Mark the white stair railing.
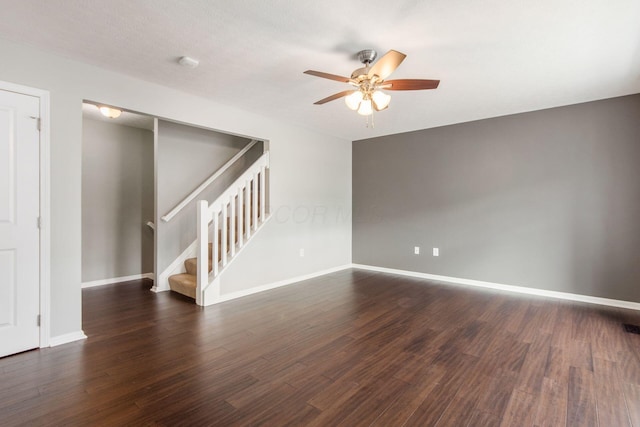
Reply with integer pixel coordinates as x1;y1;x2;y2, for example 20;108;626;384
162;139;258;222
196;152;269;305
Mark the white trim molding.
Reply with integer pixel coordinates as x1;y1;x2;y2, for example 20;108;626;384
82;273;154;288
215;264;353;304
39;88;51;348
352;264;640;311
49;330;87;347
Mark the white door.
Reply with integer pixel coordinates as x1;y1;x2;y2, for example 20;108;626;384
0;89;40;358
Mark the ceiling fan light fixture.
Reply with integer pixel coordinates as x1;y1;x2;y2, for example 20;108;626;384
345;91;363;110
357;98;373;116
98;106;122;119
372;90;391;110
304;48;440;124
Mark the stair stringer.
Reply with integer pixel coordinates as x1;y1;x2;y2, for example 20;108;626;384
200;214;272;306
154;240;197;292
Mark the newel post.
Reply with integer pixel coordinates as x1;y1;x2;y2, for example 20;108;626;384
196;200;209;306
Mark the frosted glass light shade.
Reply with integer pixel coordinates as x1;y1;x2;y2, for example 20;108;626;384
357;99;373;116
345;91;363;110
99;106;122;119
372;90;391;110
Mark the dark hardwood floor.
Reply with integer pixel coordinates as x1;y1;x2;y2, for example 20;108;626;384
2;269;640;426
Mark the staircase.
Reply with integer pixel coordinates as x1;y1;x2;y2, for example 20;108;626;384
167;243;212;299
167;151;269;305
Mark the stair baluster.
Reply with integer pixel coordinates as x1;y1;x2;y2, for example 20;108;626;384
252;173;258;232
212;211;219;277
260;168;266;220
170;152;269;305
230;194;236;258
237;188;244;248
221;202;228;267
245;181;251;240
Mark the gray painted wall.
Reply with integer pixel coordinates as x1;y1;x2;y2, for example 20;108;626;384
353;94;640;302
156;120;261;275
82;118;154;282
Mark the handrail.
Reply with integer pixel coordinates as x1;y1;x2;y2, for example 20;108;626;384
207;152;269;215
196;150;270;305
161;139;259;222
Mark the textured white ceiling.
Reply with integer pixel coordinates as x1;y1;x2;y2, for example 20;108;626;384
1;0;639;140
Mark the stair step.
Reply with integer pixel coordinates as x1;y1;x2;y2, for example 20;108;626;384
184;257;212;275
168;273;196;299
172;198;265;302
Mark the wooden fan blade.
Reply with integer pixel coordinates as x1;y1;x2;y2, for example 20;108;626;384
383;79;440;90
368;50;406;80
304;70;352;83
313;90;355;105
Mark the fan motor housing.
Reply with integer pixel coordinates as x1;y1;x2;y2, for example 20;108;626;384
352;49;379;80
357;49;377;65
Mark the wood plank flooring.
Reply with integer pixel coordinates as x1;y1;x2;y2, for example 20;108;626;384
2;268;640;426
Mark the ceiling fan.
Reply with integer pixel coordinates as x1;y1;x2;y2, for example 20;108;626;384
304;49;439;116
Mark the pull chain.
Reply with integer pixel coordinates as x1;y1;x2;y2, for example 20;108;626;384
366;110;375;128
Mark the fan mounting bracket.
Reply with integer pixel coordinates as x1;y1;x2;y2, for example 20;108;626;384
357;49;377;65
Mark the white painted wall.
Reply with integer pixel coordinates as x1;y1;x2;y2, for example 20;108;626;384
0;37;352;341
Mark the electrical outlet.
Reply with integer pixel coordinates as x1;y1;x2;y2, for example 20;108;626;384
433;248;439;256
299;248;305;257
414;246;420;255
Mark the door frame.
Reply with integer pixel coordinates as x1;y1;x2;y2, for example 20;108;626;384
0;80;51;348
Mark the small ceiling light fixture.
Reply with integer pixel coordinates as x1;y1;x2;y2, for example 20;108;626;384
357;97;373;116
371;90;391;111
98;106;122;119
178;56;199;69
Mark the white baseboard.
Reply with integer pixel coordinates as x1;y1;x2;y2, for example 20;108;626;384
82;273;154;289
352;264;640;311
215;264;353;304
49;330;87;347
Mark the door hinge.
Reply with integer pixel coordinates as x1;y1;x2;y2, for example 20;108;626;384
37;314;41;326
30;116;41;131
37;216;41;229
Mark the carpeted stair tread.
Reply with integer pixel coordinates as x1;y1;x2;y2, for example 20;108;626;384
168;273;197;299
185;257;212;275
